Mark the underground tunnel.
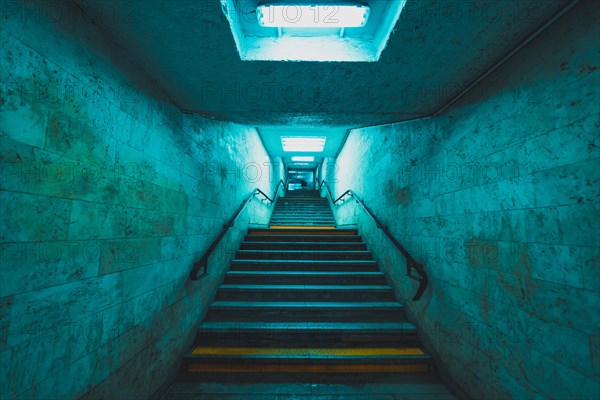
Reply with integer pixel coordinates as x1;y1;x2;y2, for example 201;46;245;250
0;0;599;399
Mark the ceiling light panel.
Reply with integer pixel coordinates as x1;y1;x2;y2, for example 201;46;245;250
281;137;326;152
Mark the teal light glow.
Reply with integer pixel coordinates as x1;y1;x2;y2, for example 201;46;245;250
291;156;315;162
257;4;370;28
282;137;326;152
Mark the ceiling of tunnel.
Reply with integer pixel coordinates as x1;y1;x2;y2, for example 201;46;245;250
75;0;569;131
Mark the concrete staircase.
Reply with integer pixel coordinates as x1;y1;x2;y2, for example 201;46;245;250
164;191;455;399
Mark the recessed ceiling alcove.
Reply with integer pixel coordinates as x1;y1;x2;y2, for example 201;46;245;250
220;0;408;61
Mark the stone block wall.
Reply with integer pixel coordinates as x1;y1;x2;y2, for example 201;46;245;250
324;2;599;398
0;1;282;398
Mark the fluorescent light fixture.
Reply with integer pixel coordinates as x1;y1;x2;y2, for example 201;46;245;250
281;136;326;152
257;3;370;28
291;156;315;162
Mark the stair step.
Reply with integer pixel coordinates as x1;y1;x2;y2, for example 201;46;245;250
273;209;331;211
273;208;331;210
270;217;334;219
165;376;456;397
183;347;432;373
210;301;404;310
271;214;335;217
206;301;405;322
271;214;332;217
270;214;334;217
197;321;419;347
274;202;329;204
244;234;362;242
230;259;380;272
273;207;331;210
200;321;414;331
272;211;331;213
186;363;430;374
274;207;330;210
278;200;327;202
224;271;386;285
272;208;331;211
267;224;336;227
218;284;392;290
280;195;324;197
216;284;395;301
272;210;331;212
268;225;338;229
240;242;367;251
189;346;426;359
274;204;330;206
271;219;335;224
268;224;337;227
267;212;331;217
279;199;326;201
271;209;333;219
249;228;357;235
271;212;332;214
235;250;373;261
269;221;336;225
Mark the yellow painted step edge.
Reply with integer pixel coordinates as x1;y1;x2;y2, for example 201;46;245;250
188;363;429;373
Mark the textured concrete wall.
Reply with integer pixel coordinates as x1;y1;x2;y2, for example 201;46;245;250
325;2;599;399
0;2;281;398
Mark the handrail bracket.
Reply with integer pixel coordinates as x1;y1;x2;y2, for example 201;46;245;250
191;257;208;280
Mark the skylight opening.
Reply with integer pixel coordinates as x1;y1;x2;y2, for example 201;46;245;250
221;0;408;62
282;137;326;152
257;4;370;28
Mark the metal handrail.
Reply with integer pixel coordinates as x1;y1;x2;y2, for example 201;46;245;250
189;179;288;280
318;180;428;301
